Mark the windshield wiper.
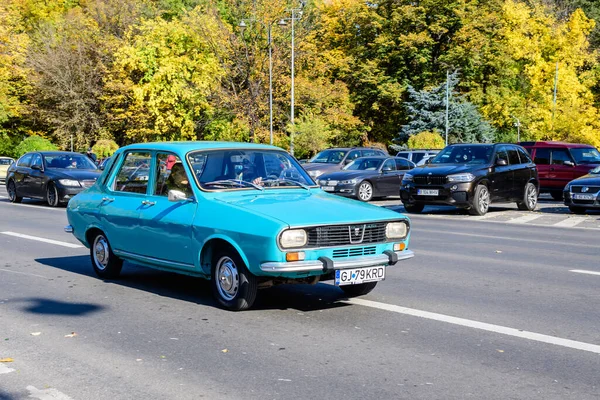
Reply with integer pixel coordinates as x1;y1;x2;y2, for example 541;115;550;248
262;178;310;190
203;179;264;191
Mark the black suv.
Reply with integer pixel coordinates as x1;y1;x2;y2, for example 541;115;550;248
302;147;388;180
399;143;539;215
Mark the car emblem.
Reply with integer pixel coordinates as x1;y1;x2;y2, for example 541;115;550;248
349;225;365;244
582;186;589;193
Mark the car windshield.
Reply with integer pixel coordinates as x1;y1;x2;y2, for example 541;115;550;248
571;148;600;164
45;154;97;169
0;158;13;165
188;149;315;190
430;145;493;165
310;149;347;164
344;158;383;171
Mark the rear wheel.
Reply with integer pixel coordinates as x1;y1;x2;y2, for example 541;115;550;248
340;282;378;297
46;182;59;207
357;181;373;202
469;184;490;216
7;180;22;203
517;182;538;211
403;202;424;213
550;191;563;201
569;206;587;214
90;232;123;279
211;249;257;311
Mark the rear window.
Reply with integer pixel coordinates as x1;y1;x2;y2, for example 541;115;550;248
507;147;520;165
533;148;549;165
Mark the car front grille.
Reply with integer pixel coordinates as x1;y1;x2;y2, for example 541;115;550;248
414;176;447;185
305;222;389;248
571;186;600;193
332;246;377;258
81;180;96;188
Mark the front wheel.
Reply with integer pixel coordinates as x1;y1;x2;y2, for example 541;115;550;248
46;182;60;207
90;232;123;279
356;181;373;202
7;180;22;203
469;184;490;216
569;206;587;214
211;249;258;311
403;202;425;213
340;282;378;297
517;183;538;211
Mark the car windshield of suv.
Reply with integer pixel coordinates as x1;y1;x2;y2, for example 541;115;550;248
430;145;493;165
45;154;97;169
310;149;347;164
0;158;13;165
344;158;383;171
571;148;600;164
188;149;315;190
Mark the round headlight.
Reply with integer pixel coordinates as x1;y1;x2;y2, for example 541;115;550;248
279;229;307;248
386;221;408;239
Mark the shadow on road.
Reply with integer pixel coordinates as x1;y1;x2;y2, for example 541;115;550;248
34;255;350;312
0;389;22;400
20;298;104;316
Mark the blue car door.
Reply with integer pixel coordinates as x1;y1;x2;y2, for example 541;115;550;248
135;152;196;269
99;151;152;256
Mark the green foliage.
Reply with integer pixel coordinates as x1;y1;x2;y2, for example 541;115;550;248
0;133;21;157
407;131;445;150
92;139;119;158
14;136;57;156
291;115;333;160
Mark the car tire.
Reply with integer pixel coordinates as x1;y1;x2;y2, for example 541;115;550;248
357;181;374;202
569;206;587;214
403;202;425;213
469;184;490;216
46;182;60;207
7;180;22;203
550;191;563;201
211;248;258;311
340;282;378;297
90;232;123;279
517;182;538;211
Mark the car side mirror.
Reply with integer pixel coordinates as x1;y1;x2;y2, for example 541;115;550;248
424;159;431;165
564;160;574;167
168;190;193;202
382;167;392;173
31;164;43;171
343;159;352;165
496;159;508;166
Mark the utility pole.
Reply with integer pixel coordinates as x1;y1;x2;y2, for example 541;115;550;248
552;61;558;134
511;115;521;142
445;70;449;147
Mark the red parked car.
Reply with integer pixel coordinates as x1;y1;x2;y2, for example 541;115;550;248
519;141;600;200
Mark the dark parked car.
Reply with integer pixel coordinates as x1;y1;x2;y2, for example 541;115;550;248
318;156;415;201
400;143;539;215
5;151;101;207
563;166;600;214
302;147;388;180
519;141;600;200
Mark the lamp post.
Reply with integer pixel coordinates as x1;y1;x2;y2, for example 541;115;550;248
511;115;521;142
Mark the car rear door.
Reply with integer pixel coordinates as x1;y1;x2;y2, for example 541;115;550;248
507;146;527;198
377;159;401;195
490;146;512;201
28;153;46;199
532;148;550;190
548;148;576;190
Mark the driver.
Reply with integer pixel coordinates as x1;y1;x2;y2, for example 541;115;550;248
232;155;263;186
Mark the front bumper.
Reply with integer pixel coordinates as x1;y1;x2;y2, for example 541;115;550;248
260;250;414;273
400;181;476;207
563;191;600;208
56;185;86;203
320;182;358;197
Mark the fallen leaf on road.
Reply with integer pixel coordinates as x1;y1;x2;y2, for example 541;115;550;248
64;332;77;338
221;349;228;353
495;250;503;253
0;358;14;363
497;349;504;353
30;332;41;336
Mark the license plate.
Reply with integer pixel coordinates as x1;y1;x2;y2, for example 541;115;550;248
417;189;439;196
335;266;385;286
573;193;595;200
322;186;335;192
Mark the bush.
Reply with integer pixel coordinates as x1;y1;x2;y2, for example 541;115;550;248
14;136;57;156
92;139;119;158
407;131;445;150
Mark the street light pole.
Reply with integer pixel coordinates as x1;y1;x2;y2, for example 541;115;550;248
511;115;521;142
290;9;295;156
268;24;273;145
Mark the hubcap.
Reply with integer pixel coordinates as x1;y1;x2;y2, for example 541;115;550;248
216;256;239;301
93;236;109;271
527;186;537;208
479;187;489;213
358;183;372;201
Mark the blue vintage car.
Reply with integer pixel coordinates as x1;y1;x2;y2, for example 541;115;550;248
65;142;414;310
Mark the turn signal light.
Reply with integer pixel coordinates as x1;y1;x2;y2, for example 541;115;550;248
393;243;406;251
286;252;305;262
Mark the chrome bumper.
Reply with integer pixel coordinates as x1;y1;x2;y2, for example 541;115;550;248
64;225;73;233
260;250;414;273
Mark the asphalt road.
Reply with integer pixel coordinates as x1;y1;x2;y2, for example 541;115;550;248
1;186;599;400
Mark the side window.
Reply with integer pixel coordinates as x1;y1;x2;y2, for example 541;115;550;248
496;146;509;164
113;152;151;194
397;152;409;160
382;159;396;171
412;152;425;164
395;158;414;171
346;150;361;162
533;148;549;165
154;153;192;197
507;147;520;165
31;154;43;169
517;147;532;164
362;150;377;157
550;149;572;165
17;154;33;167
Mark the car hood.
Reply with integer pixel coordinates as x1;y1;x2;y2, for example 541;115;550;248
409;164;483;176
47;169;102;180
215;190;404;227
570;174;600;185
318;170;379;181
302;163;341;172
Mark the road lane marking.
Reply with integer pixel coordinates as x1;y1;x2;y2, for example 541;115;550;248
0;268;48;279
468;212;508;220
570;269;600;276
345;298;600;354
507;214;543;224
0;363;15;374
0;232;83;248
0;200;65;211
552;217;587;228
26;386;74;400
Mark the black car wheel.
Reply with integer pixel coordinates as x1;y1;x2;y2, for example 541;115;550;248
403;202;424;213
550;191;563;201
517;183;538;211
357;181;373;202
469;184;490;216
340;282;378;297
46;183;60;207
90;232;123;279
569;206;587;214
7;180;22;203
211;248;257;311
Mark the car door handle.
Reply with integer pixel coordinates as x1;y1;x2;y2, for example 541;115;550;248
101;197;114;203
141;200;156;206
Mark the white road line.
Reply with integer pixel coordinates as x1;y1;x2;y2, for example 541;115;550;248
570;269;600;276
507;214;543;224
0;268;48;279
26;386;74;400
0;232;83;248
552;217;587;228
345;298;600;354
0;200;64;211
0;363;15;374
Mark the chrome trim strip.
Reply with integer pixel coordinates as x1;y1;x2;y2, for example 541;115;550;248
64;225;73;233
113;249;195;269
260;250;414;273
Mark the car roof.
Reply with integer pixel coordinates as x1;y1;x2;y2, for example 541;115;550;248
28;151;83;156
119;141;280;153
518;141;594;148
